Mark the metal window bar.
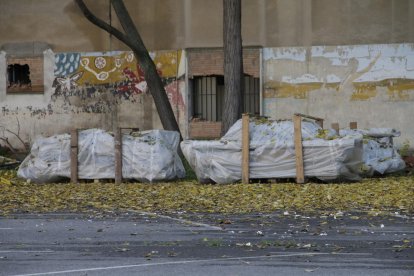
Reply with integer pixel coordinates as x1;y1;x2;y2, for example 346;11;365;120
217;81;224;121
193;75;260;121
243;76;260;115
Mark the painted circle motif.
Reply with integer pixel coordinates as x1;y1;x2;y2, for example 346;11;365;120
94;57;107;69
80;58;89;67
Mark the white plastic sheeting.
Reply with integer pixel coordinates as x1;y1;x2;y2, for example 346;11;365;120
181;119;405;184
181;120;364;184
18;129;185;183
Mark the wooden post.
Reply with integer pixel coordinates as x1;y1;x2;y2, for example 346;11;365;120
114;127;123;184
331;123;339;135
293;114;305;184
350;122;358;129
241;113;250;184
316;119;324;128
70;129;78;184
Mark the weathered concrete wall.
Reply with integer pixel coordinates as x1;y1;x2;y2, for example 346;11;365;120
0;49;187;150
2;43;414;150
1;0;413;52
263;43;414;147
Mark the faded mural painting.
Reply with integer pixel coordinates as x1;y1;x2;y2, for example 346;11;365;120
0;49;186;150
52;50;185;113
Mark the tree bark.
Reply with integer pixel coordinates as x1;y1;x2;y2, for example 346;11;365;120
222;0;243;136
74;0;181;137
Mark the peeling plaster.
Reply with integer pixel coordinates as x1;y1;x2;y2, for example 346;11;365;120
264;43;414;101
263;43;414;148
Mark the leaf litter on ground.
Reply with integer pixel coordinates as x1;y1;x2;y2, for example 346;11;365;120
0;169;413;216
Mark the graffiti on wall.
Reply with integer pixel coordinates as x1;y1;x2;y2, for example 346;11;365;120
52;50;185;113
263;44;414;101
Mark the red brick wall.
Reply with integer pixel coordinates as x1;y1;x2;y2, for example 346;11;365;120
188;48;260;78
187;48;259;139
189;121;222;139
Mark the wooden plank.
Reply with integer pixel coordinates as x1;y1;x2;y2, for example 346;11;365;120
331;123;339;135
70;129;78;184
293;114;305;184
350;121;358;129
114;127;123;184
241;113;250;184
294;113;324;122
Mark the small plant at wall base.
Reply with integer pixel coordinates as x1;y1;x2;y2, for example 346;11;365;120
399;140;414;171
399;140;411;157
0;118;30;156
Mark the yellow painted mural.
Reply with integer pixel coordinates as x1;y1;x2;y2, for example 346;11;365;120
53;50;184;106
71;50;182;85
351;79;414;101
264;82;339;99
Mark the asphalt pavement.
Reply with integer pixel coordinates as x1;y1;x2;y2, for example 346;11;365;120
0;211;413;276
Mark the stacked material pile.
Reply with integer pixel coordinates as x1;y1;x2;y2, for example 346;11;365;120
181;118;405;184
18;129;185;183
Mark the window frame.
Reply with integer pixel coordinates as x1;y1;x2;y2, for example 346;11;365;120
192;75;260;122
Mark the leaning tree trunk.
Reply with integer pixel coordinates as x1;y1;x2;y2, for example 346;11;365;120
222;0;244;136
75;0;181;137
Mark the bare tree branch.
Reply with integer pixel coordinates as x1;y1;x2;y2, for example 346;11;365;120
74;0;135;50
74;0;183;156
0;118;29;153
110;0;151;58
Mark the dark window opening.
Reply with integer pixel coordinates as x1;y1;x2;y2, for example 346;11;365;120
192;75;260;122
7;64;31;89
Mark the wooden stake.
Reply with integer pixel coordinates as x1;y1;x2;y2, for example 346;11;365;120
293;114;305;184
70;129;78;184
241;114;250;184
350;122;358;129
316;119;324;128
331;123;339;135
114;127;123;184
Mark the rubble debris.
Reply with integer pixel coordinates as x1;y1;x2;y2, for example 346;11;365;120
0;156;20;169
17;129;185;183
339;128;406;176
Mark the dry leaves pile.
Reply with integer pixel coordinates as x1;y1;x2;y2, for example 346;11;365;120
0;169;413;215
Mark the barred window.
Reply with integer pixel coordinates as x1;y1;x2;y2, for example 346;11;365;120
192;75;260;122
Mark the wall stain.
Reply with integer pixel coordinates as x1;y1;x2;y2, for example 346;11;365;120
26;106;48;119
351;83;378;100
264;82;339;99
351;79;414;101
386;79;414;101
